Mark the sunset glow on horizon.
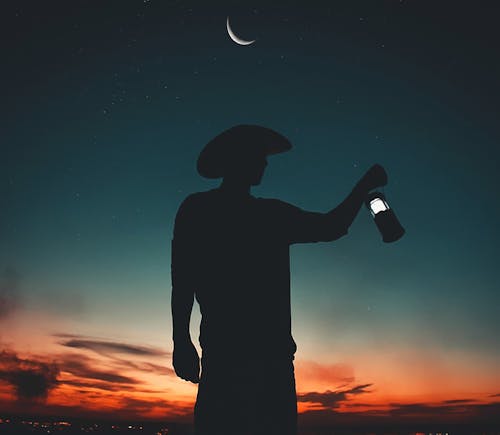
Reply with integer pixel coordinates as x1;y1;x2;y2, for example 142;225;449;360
1;317;499;424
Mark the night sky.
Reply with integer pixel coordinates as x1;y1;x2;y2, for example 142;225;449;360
1;0;499;429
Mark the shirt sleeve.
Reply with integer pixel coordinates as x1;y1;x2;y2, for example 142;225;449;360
171;194;199;290
271;199;349;245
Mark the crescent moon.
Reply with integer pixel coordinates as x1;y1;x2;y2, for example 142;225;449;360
226;17;256;46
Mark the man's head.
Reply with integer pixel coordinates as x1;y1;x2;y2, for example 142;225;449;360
197;125;291;182
222;151;268;186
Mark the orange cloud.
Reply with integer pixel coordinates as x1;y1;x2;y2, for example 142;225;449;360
294;359;355;392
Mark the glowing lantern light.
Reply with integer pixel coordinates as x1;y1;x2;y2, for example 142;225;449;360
365;191;405;243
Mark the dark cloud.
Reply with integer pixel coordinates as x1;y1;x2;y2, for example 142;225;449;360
0;267;21;320
55;333;174;378
443;398;476;404
297;384;372;409
59;353;139;384
0;344;183;419
342;402;380;408
62;378;139;392
387;401;500;422
348;384;372;395
389;399;500;421
0;348;166;398
299;401;500;426
298;391;346;409
389;401;476;418
0;350;59;401
55;334;169;357
61;378;162;394
6;369;58;401
388;402;455;417
111;358;175;376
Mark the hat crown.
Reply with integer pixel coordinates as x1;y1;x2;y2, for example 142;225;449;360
197;124;292;179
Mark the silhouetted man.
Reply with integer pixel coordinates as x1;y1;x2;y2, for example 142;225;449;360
171;125;387;435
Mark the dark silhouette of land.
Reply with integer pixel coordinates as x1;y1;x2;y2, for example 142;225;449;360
2;412;500;435
171;125;388;435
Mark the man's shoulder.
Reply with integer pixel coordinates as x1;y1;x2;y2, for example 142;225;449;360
177;189;221;215
255;196;302;213
178;191;303;216
178;189;218;209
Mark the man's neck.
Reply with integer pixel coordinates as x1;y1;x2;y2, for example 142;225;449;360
219;179;251;197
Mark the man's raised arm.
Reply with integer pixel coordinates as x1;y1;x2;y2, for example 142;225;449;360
283;164;388;244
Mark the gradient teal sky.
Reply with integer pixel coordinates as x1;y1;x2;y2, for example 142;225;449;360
1;0;499;423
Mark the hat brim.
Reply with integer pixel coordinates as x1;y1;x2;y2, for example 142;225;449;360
197;124;292;179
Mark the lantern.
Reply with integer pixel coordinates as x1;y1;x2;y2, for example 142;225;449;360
365;191;405;243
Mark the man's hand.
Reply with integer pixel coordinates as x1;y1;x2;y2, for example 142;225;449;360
358;164;388;192
173;339;200;383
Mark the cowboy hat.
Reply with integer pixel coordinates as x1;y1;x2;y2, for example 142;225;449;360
197;124;292;179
